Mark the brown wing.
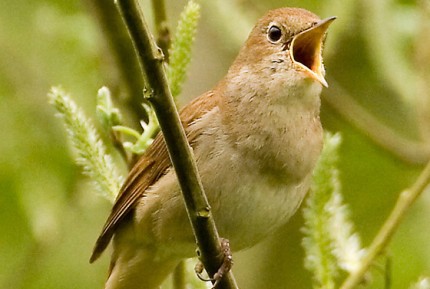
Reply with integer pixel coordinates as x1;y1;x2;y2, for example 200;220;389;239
90;90;219;263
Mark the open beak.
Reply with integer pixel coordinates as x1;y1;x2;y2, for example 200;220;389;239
290;16;336;87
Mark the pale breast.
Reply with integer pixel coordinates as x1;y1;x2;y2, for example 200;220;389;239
138;94;322;257
188;106;317;250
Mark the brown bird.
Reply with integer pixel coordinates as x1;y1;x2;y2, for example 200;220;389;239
91;7;335;289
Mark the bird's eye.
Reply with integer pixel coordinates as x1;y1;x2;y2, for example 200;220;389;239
267;25;282;43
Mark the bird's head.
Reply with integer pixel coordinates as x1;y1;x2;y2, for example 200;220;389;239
230;8;336;88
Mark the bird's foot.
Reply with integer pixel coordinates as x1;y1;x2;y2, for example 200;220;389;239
194;238;233;288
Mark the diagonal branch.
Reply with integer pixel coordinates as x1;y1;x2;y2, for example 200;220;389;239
113;0;238;288
339;158;430;289
323;82;430;165
151;0;171;61
86;0;147;122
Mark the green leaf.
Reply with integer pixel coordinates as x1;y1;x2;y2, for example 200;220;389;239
303;133;341;289
48;87;123;202
96;86;122;131
167;0;200;98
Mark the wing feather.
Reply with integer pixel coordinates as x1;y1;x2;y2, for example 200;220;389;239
90;91;219;262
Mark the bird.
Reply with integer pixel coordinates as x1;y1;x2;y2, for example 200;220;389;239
90;7;335;289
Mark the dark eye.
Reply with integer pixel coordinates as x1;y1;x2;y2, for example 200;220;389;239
267;25;282;43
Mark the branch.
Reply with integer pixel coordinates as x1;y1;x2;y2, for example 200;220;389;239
415;0;430;143
323;82;430;165
361;0;417;106
114;0;238;288
339;158;430;289
151;0;171;61
87;0;147;122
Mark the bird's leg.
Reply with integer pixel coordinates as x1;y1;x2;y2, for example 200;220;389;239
194;238;233;288
212;238;233;287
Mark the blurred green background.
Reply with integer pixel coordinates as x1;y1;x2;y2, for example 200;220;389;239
0;0;429;288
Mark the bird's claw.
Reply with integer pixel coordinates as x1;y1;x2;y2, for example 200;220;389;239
194;238;233;288
195;261;210;282
212;238;233;287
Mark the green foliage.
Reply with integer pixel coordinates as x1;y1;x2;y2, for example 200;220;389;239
303;133;341;289
94;0;202;155
110;0;201;154
114;102;159;154
48;87;123;202
326;192;365;274
167;0;200;98
96;86;122;132
2;1;429;289
303;133;364;289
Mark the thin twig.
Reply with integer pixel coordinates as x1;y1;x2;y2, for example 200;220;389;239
323;82;430;165
109;130;132;168
87;0;147;122
361;0;416;106
151;0;171;61
339;159;430;289
114;0;238;288
415;0;430;143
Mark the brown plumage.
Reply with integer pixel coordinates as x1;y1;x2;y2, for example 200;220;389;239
90;91;219;263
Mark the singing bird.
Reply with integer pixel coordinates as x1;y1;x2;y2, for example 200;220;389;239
91;7;335;289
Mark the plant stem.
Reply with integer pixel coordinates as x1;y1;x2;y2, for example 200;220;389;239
87;0;147;122
339;159;430;289
114;0;238;288
361;0;416;106
151;0;171;62
323;82;430;165
110;130;132;168
415;0;430;143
